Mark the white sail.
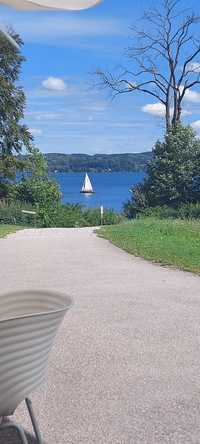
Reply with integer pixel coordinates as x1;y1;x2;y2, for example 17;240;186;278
81;173;93;193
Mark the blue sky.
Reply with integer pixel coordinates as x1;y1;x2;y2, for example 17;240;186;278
1;0;200;154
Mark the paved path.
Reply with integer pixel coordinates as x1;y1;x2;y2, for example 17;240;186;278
0;227;200;444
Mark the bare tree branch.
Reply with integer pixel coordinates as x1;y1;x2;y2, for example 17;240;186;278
96;0;200;131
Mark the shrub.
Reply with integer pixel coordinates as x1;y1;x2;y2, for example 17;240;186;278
0;200;36;226
0;200;122;228
51;205;122;228
9;177;61;207
177;203;200;219
51;204;85;228
140;203;200;220
0;183;12;200
7;177;61;228
83;208;122;227
123;199;140;219
142;206;178;219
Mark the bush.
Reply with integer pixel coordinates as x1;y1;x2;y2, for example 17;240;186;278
83;208;122;227
0;183;12;200
123;199;140;219
49;205;122;228
0;200;122;228
9;177;61;207
177;203;200;219
50;204;85;228
142;205;178;219
141;203;200;220
7;177;61;227
0;200;36;226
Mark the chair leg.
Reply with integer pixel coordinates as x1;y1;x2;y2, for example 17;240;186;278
25;398;43;444
0;421;29;444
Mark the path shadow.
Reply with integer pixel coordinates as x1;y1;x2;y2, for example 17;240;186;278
0;426;44;443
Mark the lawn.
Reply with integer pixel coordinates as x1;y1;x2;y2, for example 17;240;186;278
99;217;200;274
0;224;25;238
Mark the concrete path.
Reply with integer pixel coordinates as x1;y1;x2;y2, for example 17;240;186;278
0;227;200;444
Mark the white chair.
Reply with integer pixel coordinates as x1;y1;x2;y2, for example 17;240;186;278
0;290;72;444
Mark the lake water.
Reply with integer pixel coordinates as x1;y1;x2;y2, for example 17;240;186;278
51;172;145;212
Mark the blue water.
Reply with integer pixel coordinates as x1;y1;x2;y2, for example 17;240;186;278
51;172;145;212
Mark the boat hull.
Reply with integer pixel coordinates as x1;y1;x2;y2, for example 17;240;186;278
80;191;94;194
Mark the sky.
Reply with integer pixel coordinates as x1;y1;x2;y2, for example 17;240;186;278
1;0;200;154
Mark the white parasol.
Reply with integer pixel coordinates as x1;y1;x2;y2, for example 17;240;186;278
0;0;102;47
0;0;102;10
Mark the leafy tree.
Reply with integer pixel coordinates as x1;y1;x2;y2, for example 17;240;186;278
125;125;200;216
0;29;33;194
9;176;61;207
8;145;62;230
26;147;48;178
9;148;60;205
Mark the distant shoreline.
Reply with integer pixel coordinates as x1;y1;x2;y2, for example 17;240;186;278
45;152;152;173
51;170;146;174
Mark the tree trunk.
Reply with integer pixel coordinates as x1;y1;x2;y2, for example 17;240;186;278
177;100;182;125
165;103;171;132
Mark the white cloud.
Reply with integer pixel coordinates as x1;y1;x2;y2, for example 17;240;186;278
191;120;200;130
142;103;166;117
30;128;43;136
42;77;66;91
142;102;191;118
181;110;192;116
183;89;200;103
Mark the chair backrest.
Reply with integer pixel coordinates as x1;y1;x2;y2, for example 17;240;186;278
0;290;72;416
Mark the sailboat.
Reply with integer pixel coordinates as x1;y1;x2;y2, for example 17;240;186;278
80;173;94;194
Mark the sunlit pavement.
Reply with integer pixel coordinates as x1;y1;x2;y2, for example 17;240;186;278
0;227;200;444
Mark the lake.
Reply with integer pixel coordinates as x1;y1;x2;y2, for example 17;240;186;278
51;172;145;212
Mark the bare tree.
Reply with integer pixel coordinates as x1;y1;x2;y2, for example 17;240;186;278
96;0;200;131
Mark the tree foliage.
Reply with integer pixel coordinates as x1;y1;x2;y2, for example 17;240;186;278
9;177;61;207
124;125;200;216
0;29;33;187
9;148;60;204
26;147;48;178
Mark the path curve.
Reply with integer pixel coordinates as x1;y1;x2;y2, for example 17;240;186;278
0;227;200;444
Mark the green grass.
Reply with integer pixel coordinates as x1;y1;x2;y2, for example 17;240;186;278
99;217;200;274
0;224;25;238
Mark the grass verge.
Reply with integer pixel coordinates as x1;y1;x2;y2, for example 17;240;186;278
98;217;200;274
0;224;25;238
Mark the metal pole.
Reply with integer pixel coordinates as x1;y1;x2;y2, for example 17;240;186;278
100;205;104;226
25;398;43;444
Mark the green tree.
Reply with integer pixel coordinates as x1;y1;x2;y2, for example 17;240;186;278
125;125;200;217
10;177;61;207
9;147;61;228
0;29;33;195
26;147;48;178
9;148;61;206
